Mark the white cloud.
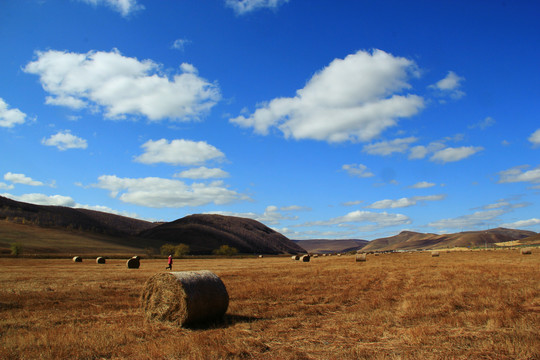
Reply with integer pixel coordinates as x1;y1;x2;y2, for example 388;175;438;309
2;193;76;206
174;167;229;179
171;38;191;51
342;164;374;178
207;205;298;225
430;146;483;163
498;165;540;185
363;137;418;156
42;130;88;151
0;182;14;190
430;71;465;99
24;49;220;121
528;129;540;147
366;195;446;209
2;192;140;218
305;210;411;228
134;139;225;166
428;209;505;230
4;172;44;186
410;181;435;189
342;200;363;206
92;175;249;207
469;116;495;130
500;218;540;229
230;49;424;143
225;0;289;15
0;98;27;128
78;0;144;17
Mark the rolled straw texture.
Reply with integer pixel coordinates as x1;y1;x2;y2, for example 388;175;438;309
127;258;140;269
141;270;229;327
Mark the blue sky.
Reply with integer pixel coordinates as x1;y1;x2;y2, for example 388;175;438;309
1;0;539;240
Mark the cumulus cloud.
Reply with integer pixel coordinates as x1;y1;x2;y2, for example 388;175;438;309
171;38;191;51
0;182;14;190
2;193;76;206
174;167;229;179
366;195;446;209
469;116;495;130
0;98;27;128
230;49;424;143
497;165;540;185
342;164;374;178
225;0;289;14
305;210;411;228
500;218;540;229
24;49;220;121
363;137;418;156
78;0;144;17
92;175;249;207
2;192;140;218
429;146;483;163
207;205;299;225
4;172;44;186
42;130;88;151
528;129;540;147
134;139;225;166
428;209;505;230
410;181;436;189
430;71;465;99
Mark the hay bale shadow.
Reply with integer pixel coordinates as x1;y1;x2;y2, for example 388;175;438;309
185;314;263;330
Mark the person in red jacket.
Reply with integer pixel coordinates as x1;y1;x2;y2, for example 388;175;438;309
166;254;173;270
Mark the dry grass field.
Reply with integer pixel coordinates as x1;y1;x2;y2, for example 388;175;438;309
0;250;539;359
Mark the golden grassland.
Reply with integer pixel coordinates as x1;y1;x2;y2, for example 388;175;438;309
0;250;539;359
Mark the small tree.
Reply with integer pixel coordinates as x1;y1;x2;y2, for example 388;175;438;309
213;244;238;256
10;243;23;257
160;243;176;256
174;243;190;257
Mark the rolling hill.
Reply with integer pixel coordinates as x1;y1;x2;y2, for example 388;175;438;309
0;196;304;255
362;228;536;251
138;214;306;255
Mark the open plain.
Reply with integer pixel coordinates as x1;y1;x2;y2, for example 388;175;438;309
0;250;538;359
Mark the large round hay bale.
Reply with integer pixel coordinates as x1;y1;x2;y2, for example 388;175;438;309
72;256;82;262
521;248;532;255
141;270;229;327
96;257;106;264
431;251;440;257
292;255;300;260
127;257;140;269
356;253;367;262
301;255;310;262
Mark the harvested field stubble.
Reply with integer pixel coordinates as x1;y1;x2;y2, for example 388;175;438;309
0;251;539;359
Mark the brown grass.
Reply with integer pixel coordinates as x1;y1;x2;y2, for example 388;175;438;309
0;251;539;359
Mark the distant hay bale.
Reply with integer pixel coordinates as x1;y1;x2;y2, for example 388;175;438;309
521;248;532;255
72;256;82;262
301;255;310;262
258;255;263;258
127;257;140;269
292;255;301;260
96;257;106;264
141;270;229;327
356;253;367;262
431;251;440;257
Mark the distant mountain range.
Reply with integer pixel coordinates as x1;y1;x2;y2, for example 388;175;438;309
0;195;537;255
292;239;369;254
